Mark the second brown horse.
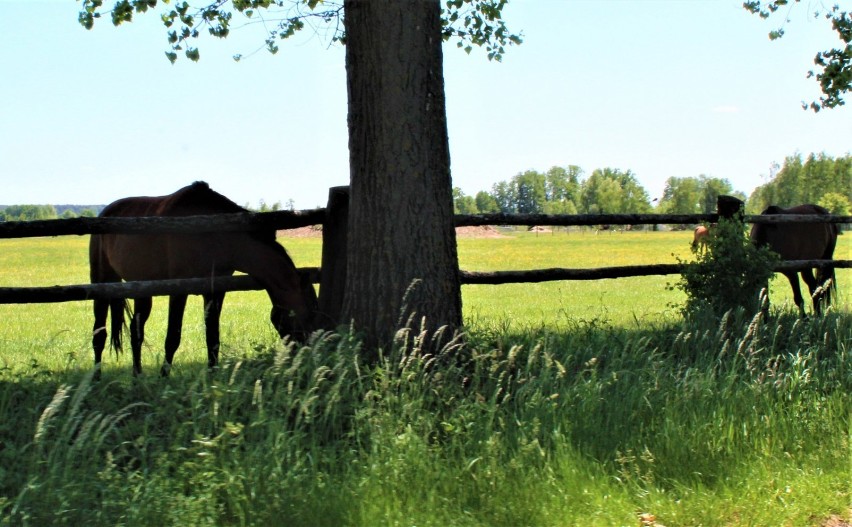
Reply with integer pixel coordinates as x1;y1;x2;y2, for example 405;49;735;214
750;204;839;315
90;181;317;376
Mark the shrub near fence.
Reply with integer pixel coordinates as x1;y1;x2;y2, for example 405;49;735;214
0;195;849;304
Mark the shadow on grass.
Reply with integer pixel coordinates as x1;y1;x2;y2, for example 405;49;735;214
462;308;851;485
1;309;849;524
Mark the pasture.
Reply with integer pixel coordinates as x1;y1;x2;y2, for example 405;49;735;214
3;229;846;373
0;230;849;526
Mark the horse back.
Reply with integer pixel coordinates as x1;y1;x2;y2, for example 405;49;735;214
158;181;247;216
98;181;244;218
94;182;244;280
92;182;260;281
751;204;838;261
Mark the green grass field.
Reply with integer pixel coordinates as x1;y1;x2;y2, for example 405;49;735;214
0;230;849;526
1;230;846;372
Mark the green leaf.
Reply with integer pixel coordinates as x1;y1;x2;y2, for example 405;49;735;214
111;0;133;26
79;12;95;30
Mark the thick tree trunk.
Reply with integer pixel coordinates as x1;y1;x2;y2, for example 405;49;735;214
341;0;462;352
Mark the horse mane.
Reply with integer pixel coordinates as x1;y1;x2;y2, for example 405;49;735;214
163;181;281;244
163;181;246;215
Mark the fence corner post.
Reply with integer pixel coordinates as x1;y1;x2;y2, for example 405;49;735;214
317;186;349;329
717;195;745;222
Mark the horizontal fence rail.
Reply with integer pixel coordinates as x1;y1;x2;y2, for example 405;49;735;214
0;269;320;304
460;260;852;285
0;209;326;239
0;261;848;304
454;213;852;227
1;211;850;239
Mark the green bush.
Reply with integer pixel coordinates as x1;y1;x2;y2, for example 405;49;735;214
674;218;779;318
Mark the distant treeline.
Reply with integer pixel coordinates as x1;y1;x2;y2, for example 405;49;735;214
746;153;851;215
455;152;851;218
0;198;294;222
4;153;848;222
0;199;297;222
0;205;104;221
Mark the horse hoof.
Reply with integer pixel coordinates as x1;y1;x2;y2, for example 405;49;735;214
160;363;172;377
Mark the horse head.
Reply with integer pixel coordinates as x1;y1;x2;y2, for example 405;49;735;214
269;272;318;342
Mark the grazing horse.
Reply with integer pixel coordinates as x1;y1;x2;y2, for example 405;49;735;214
90;181;317;376
691;225;711;253
750;204;839;315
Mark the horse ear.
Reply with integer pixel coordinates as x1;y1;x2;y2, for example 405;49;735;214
762;205;784;215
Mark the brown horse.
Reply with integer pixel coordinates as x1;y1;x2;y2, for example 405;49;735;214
750;204;839;315
90;181;317;376
691;225;711;253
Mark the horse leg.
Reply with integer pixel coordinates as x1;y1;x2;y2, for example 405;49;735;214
813;266;835;315
782;271;806;316
817;226;838;312
129;297;152;376
162;294;188;377
203;292;226;371
799;269;821;315
92;299;109;378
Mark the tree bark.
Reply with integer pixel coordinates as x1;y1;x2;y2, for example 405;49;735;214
342;0;462;351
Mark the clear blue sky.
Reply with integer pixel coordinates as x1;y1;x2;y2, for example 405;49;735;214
1;0;849;208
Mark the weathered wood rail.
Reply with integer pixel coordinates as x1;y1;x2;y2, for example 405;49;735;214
460;260;851;285
0;270;320;304
455;212;852;227
2;210;846;239
1;261;848;302
0;209;327;239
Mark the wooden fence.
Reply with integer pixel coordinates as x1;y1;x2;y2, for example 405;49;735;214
455;211;852;284
0;192;850;306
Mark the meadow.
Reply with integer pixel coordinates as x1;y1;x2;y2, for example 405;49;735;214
0;229;849;526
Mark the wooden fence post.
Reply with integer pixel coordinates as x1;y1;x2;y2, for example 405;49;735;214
717;195;745;221
317;186;349;328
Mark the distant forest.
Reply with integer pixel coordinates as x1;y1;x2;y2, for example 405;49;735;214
0;204;104;221
0;200;298;222
454;152;851;218
2;152;849;222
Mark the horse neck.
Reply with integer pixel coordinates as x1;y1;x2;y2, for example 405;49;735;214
232;236;304;311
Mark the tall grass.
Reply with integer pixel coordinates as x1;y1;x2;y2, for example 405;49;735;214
2;308;849;526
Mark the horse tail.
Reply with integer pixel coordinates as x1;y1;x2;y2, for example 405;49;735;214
109;299;128;353
90;233;128;354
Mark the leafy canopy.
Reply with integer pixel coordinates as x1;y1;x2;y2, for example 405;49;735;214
658;175;743;215
744;1;852;111
78;0;522;63
746;153;852;214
